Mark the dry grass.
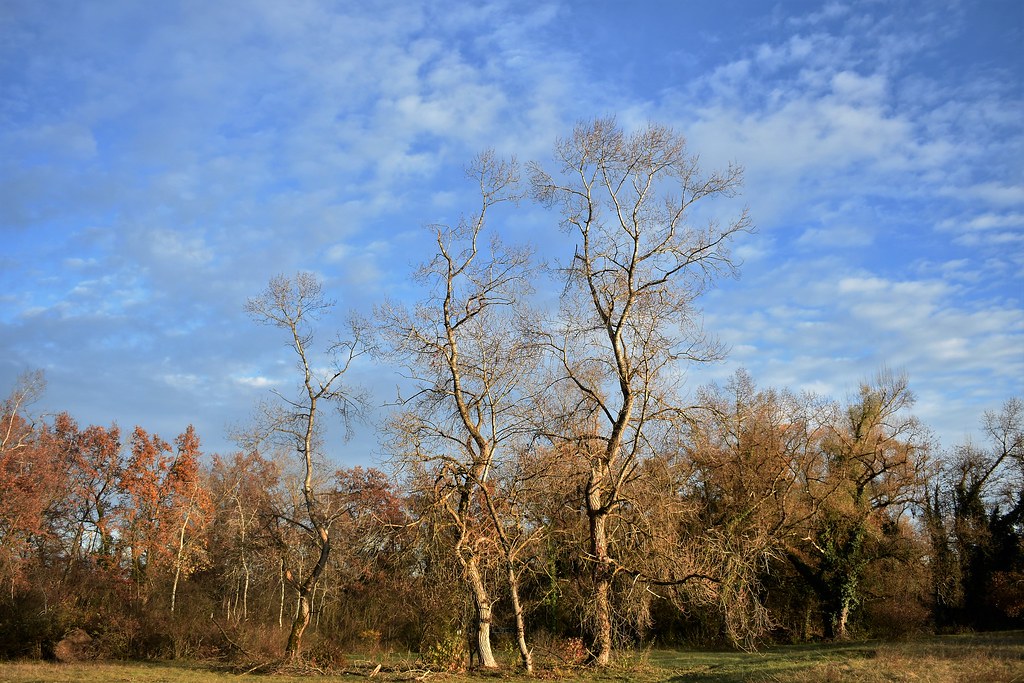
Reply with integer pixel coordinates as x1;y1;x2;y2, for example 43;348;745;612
0;631;1021;683
656;631;1024;683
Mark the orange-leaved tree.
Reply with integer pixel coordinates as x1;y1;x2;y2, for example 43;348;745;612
166;425;213;613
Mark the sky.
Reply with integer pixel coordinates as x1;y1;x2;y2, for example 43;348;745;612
1;0;1022;463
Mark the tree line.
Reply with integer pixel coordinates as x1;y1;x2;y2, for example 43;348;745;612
1;120;1021;670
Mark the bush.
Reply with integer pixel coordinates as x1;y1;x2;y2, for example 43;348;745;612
863;596;930;640
304;636;348;671
0;590;73;659
422;629;467;672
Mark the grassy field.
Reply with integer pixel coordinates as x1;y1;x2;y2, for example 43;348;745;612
1;631;1021;683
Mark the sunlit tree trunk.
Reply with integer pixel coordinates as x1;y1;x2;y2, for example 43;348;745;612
508;563;533;672
466;556;497;668
588;492;613;665
170;507;191;614
378;152;532;672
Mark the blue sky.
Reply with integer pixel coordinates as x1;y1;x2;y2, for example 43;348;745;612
2;0;1021;460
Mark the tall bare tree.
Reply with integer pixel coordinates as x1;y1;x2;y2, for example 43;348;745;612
245;272;367;662
378;151;536;670
530;118;750;664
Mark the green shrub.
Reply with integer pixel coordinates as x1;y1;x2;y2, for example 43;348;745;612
422;630;467;672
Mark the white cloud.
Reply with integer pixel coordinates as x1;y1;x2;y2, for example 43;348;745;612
234;375;275;389
937;211;1024;248
953;182;1024;206
830;71;887;103
940;212;1024;233
787;2;850;27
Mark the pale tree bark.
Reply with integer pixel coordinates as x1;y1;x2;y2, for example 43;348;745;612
279;558;286;629
245;272;367;662
508;563;532;672
379;151;536;670
170;506;190;614
476;461;540;672
237;494;251;621
531;118;750;665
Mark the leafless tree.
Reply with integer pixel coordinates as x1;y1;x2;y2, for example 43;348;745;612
378;151;538;670
530;118;751;664
245;272;368;662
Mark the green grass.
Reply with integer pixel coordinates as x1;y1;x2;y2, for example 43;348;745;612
1;631;1021;683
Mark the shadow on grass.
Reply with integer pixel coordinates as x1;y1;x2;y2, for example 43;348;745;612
653;631;1024;683
652;642;876;683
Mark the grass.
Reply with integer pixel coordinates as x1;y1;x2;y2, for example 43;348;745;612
0;631;1021;683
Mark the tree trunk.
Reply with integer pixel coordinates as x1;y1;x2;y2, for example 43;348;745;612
589;506;613;666
170;563;182;614
467;557;498;668
824;586;854;640
170;507;192;614
278;558;285;628
284;534;331;662
835;601;850;640
508;564;533;672
242;558;250;621
285;592;311;659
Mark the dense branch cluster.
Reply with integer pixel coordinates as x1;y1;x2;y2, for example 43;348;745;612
1;120;1020;670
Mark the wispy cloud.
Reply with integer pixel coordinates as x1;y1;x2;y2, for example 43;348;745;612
0;0;1019;456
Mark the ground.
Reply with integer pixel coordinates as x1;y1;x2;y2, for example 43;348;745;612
0;631;1021;683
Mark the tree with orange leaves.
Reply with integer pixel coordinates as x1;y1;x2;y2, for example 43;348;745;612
119;426;172;598
48;414;123;564
0;371;59;597
166;425;213;613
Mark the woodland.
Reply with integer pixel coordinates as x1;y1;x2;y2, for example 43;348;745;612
1;120;1022;674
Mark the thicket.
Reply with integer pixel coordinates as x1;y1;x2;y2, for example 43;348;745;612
2;373;1019;668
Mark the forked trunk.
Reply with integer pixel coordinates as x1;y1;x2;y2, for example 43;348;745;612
283;533;331;661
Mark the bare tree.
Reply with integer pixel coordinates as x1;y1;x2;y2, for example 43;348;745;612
530;118;750;664
378;151;537;670
245;272;367;662
208;450;279;624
